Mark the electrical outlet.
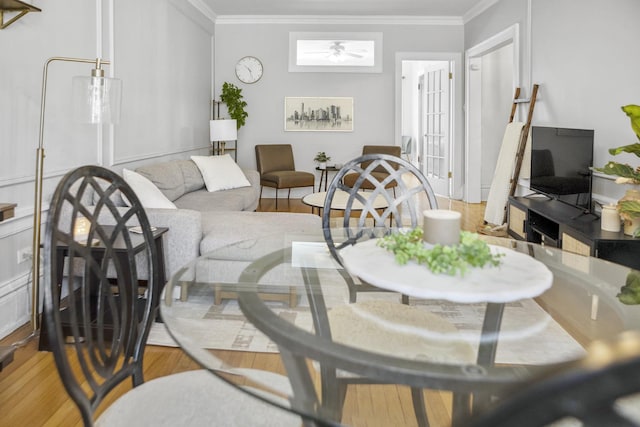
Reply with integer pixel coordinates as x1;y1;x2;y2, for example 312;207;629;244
17;247;33;264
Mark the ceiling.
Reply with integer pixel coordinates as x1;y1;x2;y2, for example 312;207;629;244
200;0;494;18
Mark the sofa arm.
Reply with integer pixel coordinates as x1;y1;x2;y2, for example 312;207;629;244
146;208;203;278
242;168;260;191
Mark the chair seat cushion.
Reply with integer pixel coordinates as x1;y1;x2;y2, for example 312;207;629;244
261;170;314;189
342;171;398;189
96;369;300;426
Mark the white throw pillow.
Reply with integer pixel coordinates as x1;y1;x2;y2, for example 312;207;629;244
190;154;251;192
122;169;177;209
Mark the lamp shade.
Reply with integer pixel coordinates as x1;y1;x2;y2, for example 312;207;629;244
210;119;237;141
72;75;122;124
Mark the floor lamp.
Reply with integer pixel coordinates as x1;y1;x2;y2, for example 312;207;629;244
210;119;237;160
31;57;122;331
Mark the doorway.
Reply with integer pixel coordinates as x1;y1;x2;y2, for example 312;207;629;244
465;24;520;203
396;52;463;199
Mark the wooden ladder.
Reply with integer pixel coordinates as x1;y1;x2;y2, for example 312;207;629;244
502;83;539;224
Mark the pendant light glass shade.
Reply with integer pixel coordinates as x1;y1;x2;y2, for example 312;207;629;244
72;73;122;124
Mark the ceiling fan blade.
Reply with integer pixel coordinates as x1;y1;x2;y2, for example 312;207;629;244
345;52;364;58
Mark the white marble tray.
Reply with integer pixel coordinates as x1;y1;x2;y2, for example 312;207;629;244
340;239;553;303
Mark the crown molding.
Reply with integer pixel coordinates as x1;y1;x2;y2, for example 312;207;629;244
214;15;463;26
463;0;501;23
187;0;217;23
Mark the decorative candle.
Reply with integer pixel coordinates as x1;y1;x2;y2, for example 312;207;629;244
423;209;461;245
601;204;621;232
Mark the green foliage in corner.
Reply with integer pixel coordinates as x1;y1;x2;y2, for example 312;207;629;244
220;82;248;129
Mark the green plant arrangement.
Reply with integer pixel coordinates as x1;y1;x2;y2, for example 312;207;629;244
376;228;503;276
313;151;331;163
593;105;640;229
220;82;248;129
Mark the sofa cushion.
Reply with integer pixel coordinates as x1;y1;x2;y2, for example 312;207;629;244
191;155;251;192
174;189;248;211
177;160;206;193
122;169;177;209
200;211;322;255
136;161;186;201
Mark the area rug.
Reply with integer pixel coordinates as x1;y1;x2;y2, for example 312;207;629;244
148;284;585;365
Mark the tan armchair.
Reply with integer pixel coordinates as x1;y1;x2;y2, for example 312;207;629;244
255;144;315;209
342;145;402;193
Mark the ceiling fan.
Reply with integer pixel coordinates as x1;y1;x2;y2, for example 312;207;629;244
304;41;366;61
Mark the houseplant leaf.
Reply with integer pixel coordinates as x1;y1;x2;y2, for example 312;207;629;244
593;161;639;180
608;143;640;157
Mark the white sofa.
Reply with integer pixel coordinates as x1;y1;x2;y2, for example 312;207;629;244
131;159;321;301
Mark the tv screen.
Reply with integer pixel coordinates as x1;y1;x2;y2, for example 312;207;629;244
530;126;594;210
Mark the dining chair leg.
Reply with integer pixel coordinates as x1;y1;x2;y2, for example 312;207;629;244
411;388;430;427
451;392;472;427
275;188;279;209
288;188;292;200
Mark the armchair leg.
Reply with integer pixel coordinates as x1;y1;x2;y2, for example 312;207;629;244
275;188;278;210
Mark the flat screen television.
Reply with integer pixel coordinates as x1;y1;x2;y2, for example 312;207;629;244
529;126;594;211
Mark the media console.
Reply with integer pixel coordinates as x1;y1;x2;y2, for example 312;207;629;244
508;196;640;270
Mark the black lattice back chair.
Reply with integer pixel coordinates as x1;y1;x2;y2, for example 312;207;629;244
322;153;438;303
43;166;159;424
318;154;454;426
43;166;301;426
468;331;640;427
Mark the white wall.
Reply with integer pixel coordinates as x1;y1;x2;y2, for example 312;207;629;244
0;0;213;339
530;0;640;204
480;43;514;200
467;0;640;205
213;21;464;197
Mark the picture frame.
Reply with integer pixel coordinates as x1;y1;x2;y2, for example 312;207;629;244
284;97;354;132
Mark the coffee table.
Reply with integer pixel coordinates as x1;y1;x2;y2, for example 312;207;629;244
160;229;640;426
301;189;389;216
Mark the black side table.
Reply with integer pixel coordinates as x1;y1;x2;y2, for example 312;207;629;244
38;226;168;351
316;166;340;191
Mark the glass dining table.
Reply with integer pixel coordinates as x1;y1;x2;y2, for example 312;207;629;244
159;228;640;427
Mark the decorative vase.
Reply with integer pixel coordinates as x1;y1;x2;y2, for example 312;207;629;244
318;162;327;170
619;189;640;236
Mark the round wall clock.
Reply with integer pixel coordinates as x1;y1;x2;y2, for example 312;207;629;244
235;56;263;84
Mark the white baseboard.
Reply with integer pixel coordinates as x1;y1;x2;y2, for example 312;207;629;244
0;273;31;339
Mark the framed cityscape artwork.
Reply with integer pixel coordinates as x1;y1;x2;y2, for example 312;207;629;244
284;97;354;132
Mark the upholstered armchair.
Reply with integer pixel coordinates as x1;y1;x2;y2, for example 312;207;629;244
342;145;402;193
255;144;315;209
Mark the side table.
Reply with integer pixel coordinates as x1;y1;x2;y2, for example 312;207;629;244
316;166;340;191
38;226;168;351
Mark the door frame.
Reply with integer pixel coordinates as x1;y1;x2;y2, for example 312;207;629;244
464;24;520;202
395;52;463;199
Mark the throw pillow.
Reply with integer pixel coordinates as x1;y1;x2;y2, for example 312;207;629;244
122;168;177;209
190;154;251;192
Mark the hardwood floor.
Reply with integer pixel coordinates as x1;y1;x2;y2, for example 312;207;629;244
0;197;486;427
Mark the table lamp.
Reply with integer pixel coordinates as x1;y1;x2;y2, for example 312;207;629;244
209;119;237;158
31;57;121;331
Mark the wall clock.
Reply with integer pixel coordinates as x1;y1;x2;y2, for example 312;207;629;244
235;56;263;84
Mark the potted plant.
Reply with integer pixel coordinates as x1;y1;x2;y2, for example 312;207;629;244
314;151;331;169
220;82;248;129
594;104;640;236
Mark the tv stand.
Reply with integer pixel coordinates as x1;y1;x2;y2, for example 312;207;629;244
508;196;640;270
